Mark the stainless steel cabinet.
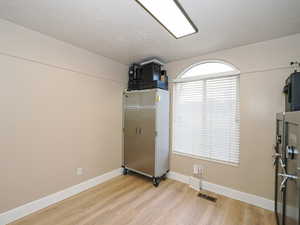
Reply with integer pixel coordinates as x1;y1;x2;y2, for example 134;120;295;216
123;89;169;186
275;112;300;225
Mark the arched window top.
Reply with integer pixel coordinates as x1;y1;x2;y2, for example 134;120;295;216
176;60;240;82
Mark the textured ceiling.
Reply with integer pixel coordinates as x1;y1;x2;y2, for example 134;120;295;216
0;0;299;64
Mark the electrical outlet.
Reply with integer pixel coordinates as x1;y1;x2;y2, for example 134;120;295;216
198;165;204;176
193;164;204;175
193;164;198;174
76;168;83;176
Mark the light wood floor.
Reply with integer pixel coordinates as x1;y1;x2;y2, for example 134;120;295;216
10;174;276;225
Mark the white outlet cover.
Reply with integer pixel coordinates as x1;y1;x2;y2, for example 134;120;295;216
193;165;198;174
76;168;83;176
198;165;204;175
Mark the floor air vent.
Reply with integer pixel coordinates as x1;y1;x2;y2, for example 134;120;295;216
198;193;217;202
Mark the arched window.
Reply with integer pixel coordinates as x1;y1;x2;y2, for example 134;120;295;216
173;60;240;165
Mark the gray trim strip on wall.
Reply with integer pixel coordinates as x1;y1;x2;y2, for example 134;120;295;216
0;51;123;84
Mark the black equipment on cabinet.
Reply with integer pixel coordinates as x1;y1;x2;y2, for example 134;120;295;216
128;64;141;81
140;62;161;81
127;62;168;91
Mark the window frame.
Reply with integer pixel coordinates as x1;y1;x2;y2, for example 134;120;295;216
173;60;240;83
172;60;240;166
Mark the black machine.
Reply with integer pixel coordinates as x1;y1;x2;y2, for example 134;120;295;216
128;62;168;91
128;64;142;91
284;72;300;112
283;62;300;112
128;64;141;81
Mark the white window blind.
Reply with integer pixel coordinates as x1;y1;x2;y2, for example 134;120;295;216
173;75;240;164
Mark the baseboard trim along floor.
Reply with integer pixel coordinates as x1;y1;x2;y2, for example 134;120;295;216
0;169;285;224
167;171;297;220
167;171;274;211
0;168;123;225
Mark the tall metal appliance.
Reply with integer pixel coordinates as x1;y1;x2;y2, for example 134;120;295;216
123;89;169;187
274;111;300;225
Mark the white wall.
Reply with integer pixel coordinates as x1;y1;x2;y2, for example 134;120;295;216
0;19;127;213
166;33;300;200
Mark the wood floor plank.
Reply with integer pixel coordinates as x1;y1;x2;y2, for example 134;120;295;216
9;175;276;225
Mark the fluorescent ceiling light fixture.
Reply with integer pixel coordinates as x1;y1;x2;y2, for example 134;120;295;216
135;0;198;38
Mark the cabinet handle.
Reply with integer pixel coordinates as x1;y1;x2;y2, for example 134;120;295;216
272;152;281;166
139;128;142;135
278;173;299;191
286;146;299;159
278;173;298;180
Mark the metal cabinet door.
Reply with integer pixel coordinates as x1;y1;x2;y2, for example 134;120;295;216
124;92;141;171
138;91;156;176
275;113;286;225
283;112;300;225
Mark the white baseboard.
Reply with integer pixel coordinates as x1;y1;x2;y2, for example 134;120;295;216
1;169;296;224
0;168;122;225
167;171;274;211
168;171;300;220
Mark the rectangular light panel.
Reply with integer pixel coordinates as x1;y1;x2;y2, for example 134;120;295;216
136;0;198;38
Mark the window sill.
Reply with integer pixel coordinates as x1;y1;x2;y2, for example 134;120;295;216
172;151;239;167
